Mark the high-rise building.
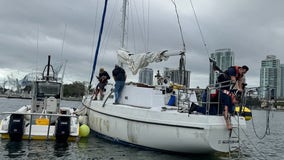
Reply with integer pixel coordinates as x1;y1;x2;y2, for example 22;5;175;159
209;48;234;84
280;64;284;98
164;68;191;88
138;68;153;85
259;55;281;99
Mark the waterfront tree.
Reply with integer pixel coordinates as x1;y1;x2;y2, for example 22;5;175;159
63;81;85;98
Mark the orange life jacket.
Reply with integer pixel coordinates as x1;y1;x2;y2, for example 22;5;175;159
234;66;242;80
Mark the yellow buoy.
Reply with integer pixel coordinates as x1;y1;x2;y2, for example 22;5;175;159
79;124;90;137
235;106;252;121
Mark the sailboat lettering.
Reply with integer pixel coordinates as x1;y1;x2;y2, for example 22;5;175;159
220;140;239;144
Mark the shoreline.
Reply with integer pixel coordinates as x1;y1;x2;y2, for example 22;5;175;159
0;95;82;101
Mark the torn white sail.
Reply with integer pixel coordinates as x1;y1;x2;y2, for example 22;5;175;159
117;49;184;74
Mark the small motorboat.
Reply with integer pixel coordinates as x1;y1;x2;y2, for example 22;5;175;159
0;55;80;142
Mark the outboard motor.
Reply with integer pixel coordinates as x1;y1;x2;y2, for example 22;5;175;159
55;116;70;142
8;114;25;141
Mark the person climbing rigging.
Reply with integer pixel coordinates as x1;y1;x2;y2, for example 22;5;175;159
93;68;110;100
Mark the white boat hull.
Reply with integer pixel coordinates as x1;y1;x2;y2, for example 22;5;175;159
83;92;246;154
0;105;80;141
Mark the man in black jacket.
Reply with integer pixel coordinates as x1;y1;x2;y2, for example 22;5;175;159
112;64;126;104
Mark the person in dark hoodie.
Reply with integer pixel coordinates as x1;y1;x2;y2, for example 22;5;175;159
93;68;110;100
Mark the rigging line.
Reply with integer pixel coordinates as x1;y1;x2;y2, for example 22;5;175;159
60;24;67;61
141;0;147;51
171;0;187;86
250;109;271;140
140;0;150;52
100;0;118;59
146;0;150;51
144;0;149;51
133;1;147;52
129;2;137;51
189;0;209;56
125;0;129;50
121;0;128;49
239;125;267;160
249;87;273;140
36;24;39;81
88;0;99;77
171;0;186;51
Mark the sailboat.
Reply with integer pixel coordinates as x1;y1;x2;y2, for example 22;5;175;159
77;0;247;153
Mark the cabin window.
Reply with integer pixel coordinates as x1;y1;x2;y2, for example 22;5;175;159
37;82;61;98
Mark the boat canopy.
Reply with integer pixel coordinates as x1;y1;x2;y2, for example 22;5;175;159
117;48;184;74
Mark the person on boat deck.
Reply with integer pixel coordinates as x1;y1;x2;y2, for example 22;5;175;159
216;65;249;92
189;89;238;130
162;78;173;94
154;70;163;85
112;64;126;104
220;90;239;130
93;68;110;100
189;89;219;115
216;65;248;130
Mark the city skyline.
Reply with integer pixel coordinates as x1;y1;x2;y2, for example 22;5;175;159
209;48;234;85
260;55;284;99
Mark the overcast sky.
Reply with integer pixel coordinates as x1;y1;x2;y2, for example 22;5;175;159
1;0;284;89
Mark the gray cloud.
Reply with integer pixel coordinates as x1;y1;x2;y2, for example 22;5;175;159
0;0;284;88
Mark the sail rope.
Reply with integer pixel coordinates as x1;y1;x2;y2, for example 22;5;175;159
60;24;67;61
189;0;210;56
170;0;187;86
88;0;100;90
100;0;120;62
100;0;120;53
89;0;109;88
124;0;150;52
251;109;271;139
171;0;186;51
246;87;271;139
230;88;272;159
35;24;40;81
146;0;150;51
129;7;137;51
132;1;146;51
238;124;268;159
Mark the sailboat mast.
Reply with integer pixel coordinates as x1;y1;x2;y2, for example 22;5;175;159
89;0;109;88
120;0;128;67
121;0;127;49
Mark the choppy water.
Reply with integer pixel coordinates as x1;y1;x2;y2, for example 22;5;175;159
0;97;283;160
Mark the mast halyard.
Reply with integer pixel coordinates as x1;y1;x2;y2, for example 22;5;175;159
121;0;127;49
120;0;128;67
